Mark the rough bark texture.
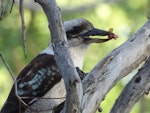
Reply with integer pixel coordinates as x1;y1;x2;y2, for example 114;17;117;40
33;0;150;113
110;57;150;113
81;20;150;113
36;0;83;113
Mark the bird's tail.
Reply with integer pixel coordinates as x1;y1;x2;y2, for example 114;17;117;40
0;100;25;113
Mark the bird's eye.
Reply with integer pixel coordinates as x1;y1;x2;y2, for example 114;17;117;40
73;26;80;30
73;26;82;33
67;26;82;35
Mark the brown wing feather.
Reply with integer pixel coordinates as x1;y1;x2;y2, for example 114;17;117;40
1;54;62;113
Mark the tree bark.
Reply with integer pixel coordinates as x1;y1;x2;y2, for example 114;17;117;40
34;0;150;112
35;0;83;113
110;56;150;113
81;20;150;113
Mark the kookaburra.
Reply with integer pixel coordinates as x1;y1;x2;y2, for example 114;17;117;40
0;18;117;113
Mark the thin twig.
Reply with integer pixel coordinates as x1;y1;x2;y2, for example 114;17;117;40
26;106;59;113
0;53;16;81
19;0;27;58
20;96;65;113
0;53;31;111
21;96;65;100
0;0;4;20
10;0;15;13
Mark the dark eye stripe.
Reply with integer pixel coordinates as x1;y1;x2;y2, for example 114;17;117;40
66;26;83;35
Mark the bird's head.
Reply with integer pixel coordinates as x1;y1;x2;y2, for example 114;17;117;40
64;18;118;69
64;18;118;47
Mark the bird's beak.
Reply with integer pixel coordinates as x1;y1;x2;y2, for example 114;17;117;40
79;28;118;44
80;28;109;37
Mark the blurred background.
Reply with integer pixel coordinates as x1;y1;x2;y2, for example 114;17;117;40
0;0;150;112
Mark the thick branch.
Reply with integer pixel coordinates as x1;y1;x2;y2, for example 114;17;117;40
35;0;83;113
110;57;150;113
82;20;150;113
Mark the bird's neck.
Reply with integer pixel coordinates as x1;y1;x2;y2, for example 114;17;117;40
40;44;54;55
41;43;89;70
69;44;89;69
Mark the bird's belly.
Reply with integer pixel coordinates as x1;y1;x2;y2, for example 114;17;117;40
25;79;65;113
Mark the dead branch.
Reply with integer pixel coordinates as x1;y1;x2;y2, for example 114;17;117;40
81;20;150;113
0;0;4;20
10;0;15;13
110;56;150;113
0;53;15;81
35;0;83;113
19;0;27;58
1;0;150;112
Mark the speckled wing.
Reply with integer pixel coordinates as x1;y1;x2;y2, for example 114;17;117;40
0;54;62;113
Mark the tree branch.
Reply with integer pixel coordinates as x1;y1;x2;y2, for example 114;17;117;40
81;20;150;113
35;0;83;113
0;0;4;20
110;56;150;113
19;0;27;58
